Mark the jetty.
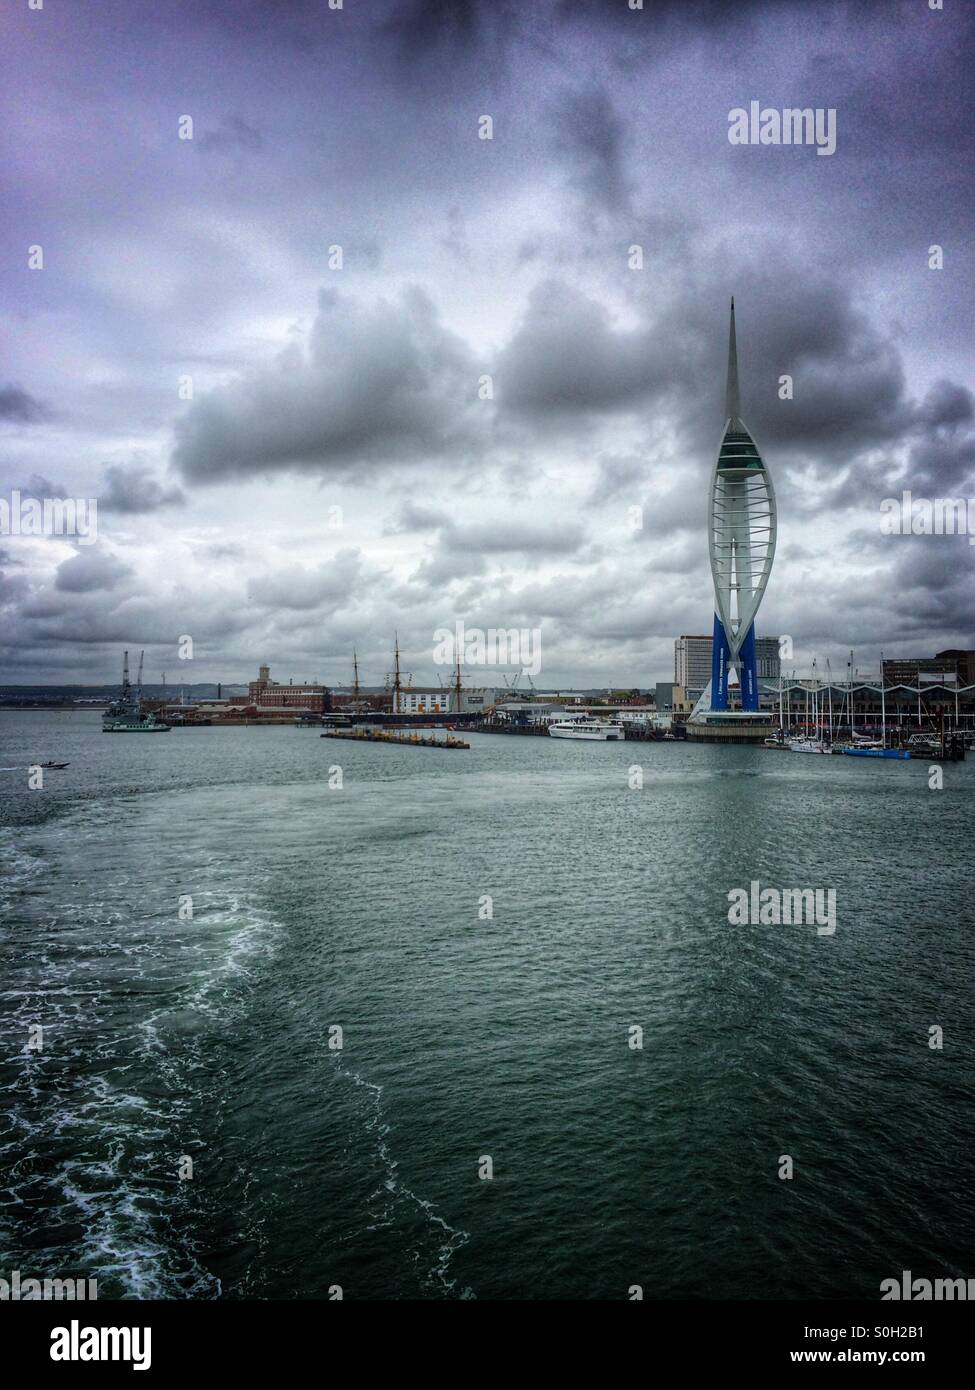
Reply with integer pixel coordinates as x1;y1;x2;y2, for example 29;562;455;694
321;729;469;749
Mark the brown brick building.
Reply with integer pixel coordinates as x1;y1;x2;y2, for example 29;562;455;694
246;664;329;713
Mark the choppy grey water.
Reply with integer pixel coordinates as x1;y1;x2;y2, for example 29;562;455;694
1;711;973;1299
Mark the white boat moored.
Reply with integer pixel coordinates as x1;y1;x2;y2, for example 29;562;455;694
548;717;625;742
788;738;829;754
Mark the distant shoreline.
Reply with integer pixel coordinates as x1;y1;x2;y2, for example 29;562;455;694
0;704;109;711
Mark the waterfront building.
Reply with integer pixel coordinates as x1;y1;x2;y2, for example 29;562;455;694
755;637;781;679
248;664;329;713
389;685;500;715
882;655;959;686
454;687;500;714
760;675;975;734
936;649;975;686
394;686;452;715
614;707;658;726
674;637;712;695
655;681;690;712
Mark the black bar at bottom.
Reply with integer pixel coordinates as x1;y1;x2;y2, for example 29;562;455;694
2;1299;969;1374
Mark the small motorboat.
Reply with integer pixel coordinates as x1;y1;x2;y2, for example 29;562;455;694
39;761;70;769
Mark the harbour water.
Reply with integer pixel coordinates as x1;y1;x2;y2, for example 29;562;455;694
1;711;973;1299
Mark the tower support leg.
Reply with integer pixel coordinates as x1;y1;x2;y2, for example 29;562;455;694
711;613;732;710
738;623;759;711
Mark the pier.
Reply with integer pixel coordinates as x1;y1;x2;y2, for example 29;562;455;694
321;729;469;749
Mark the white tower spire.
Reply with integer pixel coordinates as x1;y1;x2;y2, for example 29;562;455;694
725;296;740;422
707;301;777;665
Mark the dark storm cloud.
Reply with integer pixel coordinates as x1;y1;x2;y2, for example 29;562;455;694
631;468;710;538
829;11;975;169
640;266;921;457
0;569;29;606
496;280;671;421
553;88;631;216
588;453;652;502
171;260;974;539
891;538;975;640
906;434;975;497
915;381;974;432
805;380;975;514
0;386;48;423
498;261;975;488
21;475;68;500
738;292;907;449
246;550;365;611
55;550;132;594
408;517;588;589
16;578;256;651
172;287;486;483
494;268;904;460
100;464;186;514
384;501;452;534
382;0;521;70
382;0;783;76
19;592;66;622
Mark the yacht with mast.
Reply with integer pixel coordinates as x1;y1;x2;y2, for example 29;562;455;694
790;661;828;752
842;652;910;758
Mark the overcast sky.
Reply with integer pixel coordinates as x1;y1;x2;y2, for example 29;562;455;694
2;0;973;689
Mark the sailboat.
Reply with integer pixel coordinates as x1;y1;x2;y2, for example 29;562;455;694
790;737;828;753
843;651;910;758
790;660;828;752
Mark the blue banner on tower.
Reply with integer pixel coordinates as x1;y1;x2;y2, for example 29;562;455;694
739;623;759;710
711;612;732;710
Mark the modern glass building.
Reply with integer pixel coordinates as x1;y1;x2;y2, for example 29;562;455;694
674;635;713;693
